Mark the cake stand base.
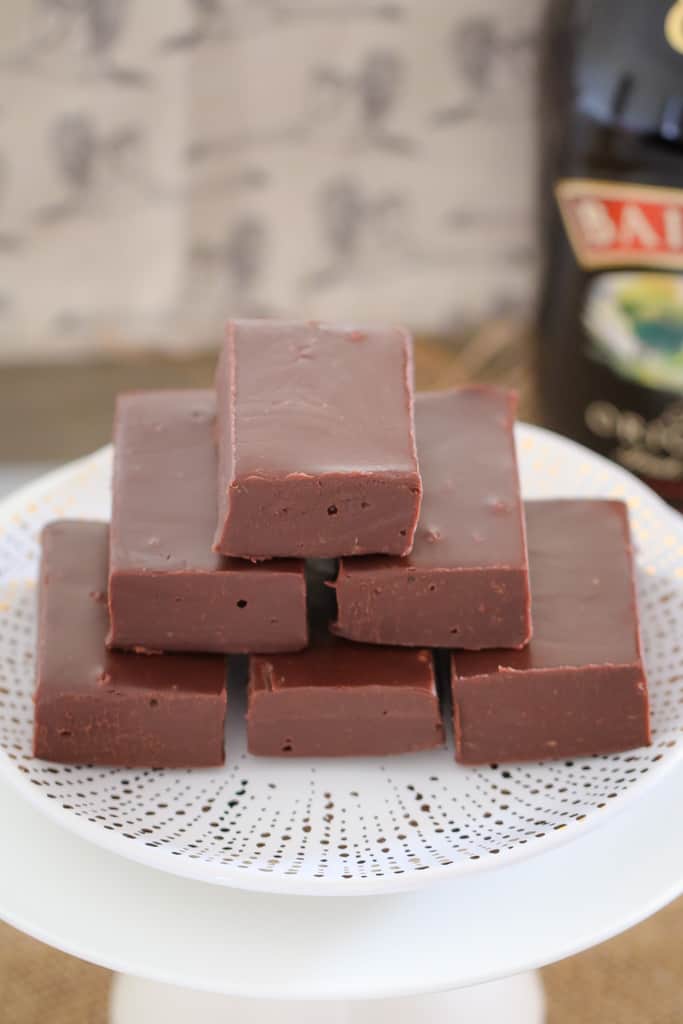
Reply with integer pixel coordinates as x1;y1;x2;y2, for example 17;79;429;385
110;970;545;1023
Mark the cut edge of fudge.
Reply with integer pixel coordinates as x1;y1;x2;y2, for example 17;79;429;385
247;645;445;757
107;563;308;655
332;563;531;649
451;659;649;765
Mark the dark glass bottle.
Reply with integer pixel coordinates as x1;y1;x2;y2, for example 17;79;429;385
538;0;683;507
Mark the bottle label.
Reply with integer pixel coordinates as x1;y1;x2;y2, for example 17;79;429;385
556;179;683;270
583;271;683;392
585;396;683;502
555;178;683;500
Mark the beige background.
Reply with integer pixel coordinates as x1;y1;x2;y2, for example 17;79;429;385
0;0;542;361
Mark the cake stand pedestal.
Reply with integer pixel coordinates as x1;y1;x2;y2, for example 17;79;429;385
0;765;680;1024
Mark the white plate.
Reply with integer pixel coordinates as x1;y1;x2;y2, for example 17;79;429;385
0;763;680;1000
0;425;682;895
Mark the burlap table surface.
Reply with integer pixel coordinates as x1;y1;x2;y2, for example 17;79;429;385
0;325;680;1021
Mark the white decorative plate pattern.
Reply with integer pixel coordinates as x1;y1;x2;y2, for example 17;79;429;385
0;424;681;895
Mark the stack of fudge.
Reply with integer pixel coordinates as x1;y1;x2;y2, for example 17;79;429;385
33;320;650;769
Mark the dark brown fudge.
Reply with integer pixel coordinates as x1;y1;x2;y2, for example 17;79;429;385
333;388;531;648
248;640;444;758
452;500;650;765
108;390;307;653
34;521;227;768
213;320;422;559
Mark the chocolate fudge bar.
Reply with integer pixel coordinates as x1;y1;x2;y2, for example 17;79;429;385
451;500;650;765
109;390;307;653
248;561;442;757
213;320;422;559
333;388;531;648
248;640;444;757
34;521;227;767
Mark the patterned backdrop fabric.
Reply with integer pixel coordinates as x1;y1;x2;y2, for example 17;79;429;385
0;0;542;360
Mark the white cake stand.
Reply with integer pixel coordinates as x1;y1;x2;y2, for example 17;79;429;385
0;761;680;1023
1;435;682;1021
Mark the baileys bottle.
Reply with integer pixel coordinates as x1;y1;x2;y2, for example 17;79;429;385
538;0;683;507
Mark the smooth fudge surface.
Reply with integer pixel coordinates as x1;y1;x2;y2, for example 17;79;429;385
213;320;422;559
109;390;307;653
452;500;650;765
34;521;227;768
333;388;530;648
248;641;444;757
248;563;443;758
